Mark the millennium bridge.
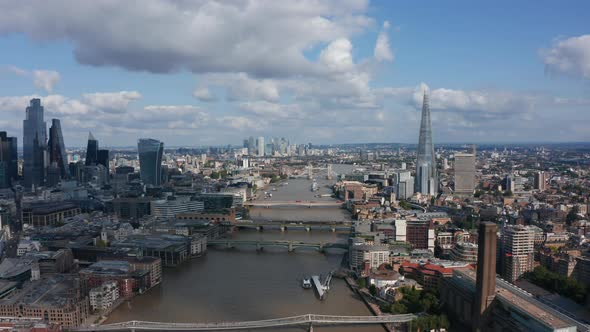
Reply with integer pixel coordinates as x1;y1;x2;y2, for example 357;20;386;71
207;239;348;252
70;314;416;331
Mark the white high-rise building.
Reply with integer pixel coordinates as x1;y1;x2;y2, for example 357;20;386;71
257;136;265;157
501;225;535;282
454;152;476;195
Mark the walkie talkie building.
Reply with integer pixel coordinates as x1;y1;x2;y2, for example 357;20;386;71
138;138;164;186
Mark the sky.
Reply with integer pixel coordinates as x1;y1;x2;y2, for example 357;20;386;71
0;0;589;147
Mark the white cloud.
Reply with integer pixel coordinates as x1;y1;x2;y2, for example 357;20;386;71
239;101;304;119
374;21;394;62
82;91;141;113
219;116;267;131
192;87;216;102
4;65;28;76
32;70;60;92
204;73;280;102
319;38;355;73
542;34;590;79
0;1;372;77
2;66;62;92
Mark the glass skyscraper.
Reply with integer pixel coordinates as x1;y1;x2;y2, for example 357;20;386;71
23;98;47;189
48;119;70;180
85;132;98;166
138;138;164;186
415;92;437;196
0;132;18;188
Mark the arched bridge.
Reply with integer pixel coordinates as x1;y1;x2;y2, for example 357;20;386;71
207;239;348;252
244;200;342;207
70;314;416;331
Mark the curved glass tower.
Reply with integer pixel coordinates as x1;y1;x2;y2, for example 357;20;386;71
138;138;164;186
415;92;437;196
48;119;70;179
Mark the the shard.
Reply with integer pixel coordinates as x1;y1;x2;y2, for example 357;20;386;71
415;91;437;196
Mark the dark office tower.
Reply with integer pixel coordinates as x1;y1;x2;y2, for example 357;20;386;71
0;132;18;188
23;98;47;189
85;132;98;166
473;222;497;330
97;150;109;168
138;138;164;186
48;119;70;180
415;91;437;196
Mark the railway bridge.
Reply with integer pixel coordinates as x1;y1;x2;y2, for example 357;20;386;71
207;239;348;252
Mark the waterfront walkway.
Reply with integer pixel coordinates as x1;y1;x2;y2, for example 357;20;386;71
70;314;416;331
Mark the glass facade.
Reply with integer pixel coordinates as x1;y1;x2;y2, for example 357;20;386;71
23;98;47;189
138;138;164;186
48;119;70;180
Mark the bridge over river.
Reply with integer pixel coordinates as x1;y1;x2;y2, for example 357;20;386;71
235;220;352;232
207;239;348;252
70;314;416;331
244;200;343;207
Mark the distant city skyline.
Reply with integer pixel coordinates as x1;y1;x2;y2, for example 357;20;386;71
1;1;589;146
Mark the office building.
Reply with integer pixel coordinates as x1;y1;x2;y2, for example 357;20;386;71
0;275;89;328
21;201;82;227
85;132;98;166
501;225;535;282
89;281;119;312
256;136;264;157
151;196;205;219
247;136;256;156
84;132;109;183
0;132;18;188
454;152;476;195
449;241;478;263
349;245;390;274
23;99;47;189
138;138;164;186
534;171;546;191
406;220;435;251
48;119;70;181
395;170;414;200
415;91;437;196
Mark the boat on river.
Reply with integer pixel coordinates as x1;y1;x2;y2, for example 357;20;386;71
302;277;312;289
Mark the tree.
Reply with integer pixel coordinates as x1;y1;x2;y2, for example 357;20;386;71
390;302;407;314
369;284;377;296
357;278;366;289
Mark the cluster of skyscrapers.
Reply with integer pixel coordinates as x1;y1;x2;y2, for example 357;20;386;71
21;99;71;189
2;98;166;190
243;136;292;157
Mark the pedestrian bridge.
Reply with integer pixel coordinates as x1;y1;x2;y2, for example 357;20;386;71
244;200;343;207
70;314;416;331
207;239;348;252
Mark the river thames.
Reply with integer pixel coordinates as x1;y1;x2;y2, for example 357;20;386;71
106;177;384;331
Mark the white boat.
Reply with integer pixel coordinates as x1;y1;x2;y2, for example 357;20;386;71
302;277;312;289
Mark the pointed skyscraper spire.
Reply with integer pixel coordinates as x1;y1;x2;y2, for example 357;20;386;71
415;88;437;196
88;131;96;141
